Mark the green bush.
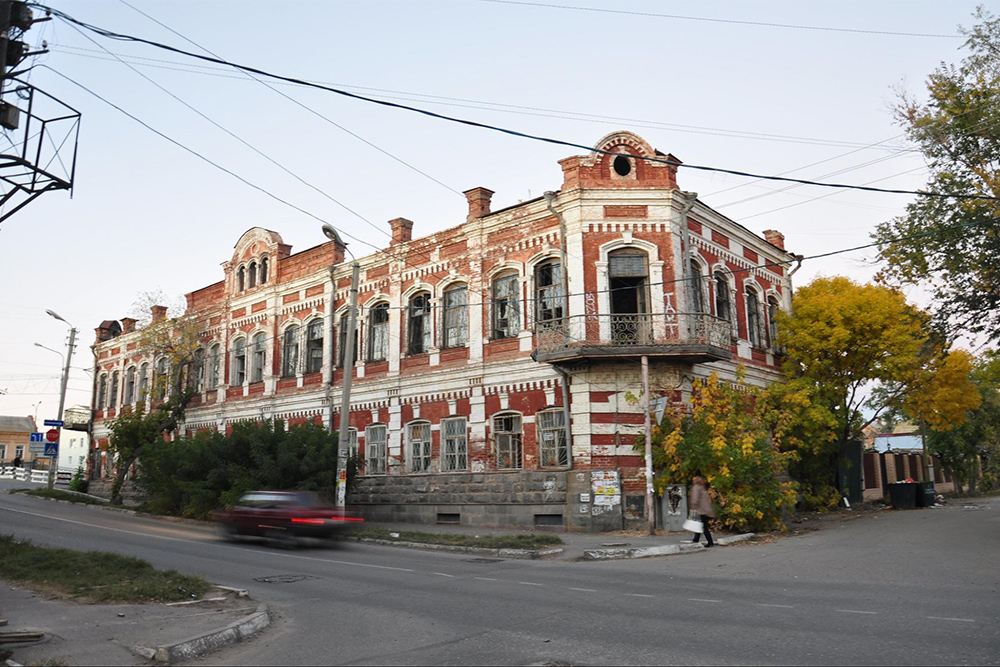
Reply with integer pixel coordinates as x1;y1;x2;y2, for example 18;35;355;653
68;466;88;493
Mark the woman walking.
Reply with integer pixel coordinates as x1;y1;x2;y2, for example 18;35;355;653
689;476;715;547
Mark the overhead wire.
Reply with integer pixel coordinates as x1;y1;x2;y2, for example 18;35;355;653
32;4;1000;203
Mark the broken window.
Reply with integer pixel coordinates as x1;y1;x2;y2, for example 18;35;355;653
282;326;299;378
306;320;324;374
407;292;431;355
368;303;389;361
492;272;520;339
745;285;764;348
537;409;569;467
493;413;523;470
442;285;468;348
609;250;649;343
535;260;564;323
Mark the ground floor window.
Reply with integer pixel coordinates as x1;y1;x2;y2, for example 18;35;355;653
442;417;468;471
537;409;569;467
493;413;522;469
408;422;432;472
365;425;387;475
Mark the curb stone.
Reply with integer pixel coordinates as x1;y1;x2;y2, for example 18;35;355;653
341;536;564;560
133;603;270;665
582;533;755;561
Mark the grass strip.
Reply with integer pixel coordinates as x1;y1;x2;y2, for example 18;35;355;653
22;488;108;505
0;534;211;603
344;526;563;549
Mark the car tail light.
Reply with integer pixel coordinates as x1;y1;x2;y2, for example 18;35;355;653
290;518;325;525
332;516;364;522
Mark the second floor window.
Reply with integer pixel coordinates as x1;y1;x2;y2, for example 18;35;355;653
232;338;247;385
442;285;468;348
207;345;221;390
282;326;299;378
155;357;168;401
407;293;431;355
338;313;358;367
124;367;135;405
689;260;705;313
306;320;324;374
108;371;119;409
715;272;731;322
366;425;387;475
97;375;107;410
191;348;204;393
368;304;389;362
251;333;266;383
746;286;764;348
493;414;522;469
492;273;520;339
408;422;431;472
535;260;564;323
138;363;149;401
768;295;781;349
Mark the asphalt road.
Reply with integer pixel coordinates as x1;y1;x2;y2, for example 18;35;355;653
1;484;997;666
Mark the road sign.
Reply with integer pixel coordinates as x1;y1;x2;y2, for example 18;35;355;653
45;428;60;443
29;442;45;454
29;432;44;443
43;419;64;427
43;442;58;457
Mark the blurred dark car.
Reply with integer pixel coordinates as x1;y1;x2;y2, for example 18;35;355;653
211;490;363;547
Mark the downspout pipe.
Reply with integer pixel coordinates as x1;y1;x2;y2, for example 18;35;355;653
543;191;574;458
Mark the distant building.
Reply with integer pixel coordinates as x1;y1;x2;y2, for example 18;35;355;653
89;131;796;531
58;405;91;472
0;415;36;465
873;433;924;453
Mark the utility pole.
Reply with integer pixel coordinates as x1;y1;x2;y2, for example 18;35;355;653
46;310;76;490
642;355;655;535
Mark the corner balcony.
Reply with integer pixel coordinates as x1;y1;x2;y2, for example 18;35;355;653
534;313;733;364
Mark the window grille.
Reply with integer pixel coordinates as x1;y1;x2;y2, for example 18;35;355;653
306;320;324;374
493;414;523;469
408;422;431;472
442;417;468;471
366;425;387;475
407;293;432;354
368;304;389;361
282;326;300;378
492;273;520;339
442;286;468;348
609;253;646;277
537;409;569;467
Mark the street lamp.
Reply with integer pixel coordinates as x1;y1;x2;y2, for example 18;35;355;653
323;224;359;508
44;309;78;489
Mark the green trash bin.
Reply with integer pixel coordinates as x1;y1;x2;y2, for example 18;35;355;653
888;482;917;509
915;481;936;508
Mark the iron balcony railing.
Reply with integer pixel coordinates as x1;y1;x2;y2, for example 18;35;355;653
534;312;733;360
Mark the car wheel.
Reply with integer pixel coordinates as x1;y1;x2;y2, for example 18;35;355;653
266;529;298;550
217;522;239;542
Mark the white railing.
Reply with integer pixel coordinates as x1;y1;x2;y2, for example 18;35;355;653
0;466;68;484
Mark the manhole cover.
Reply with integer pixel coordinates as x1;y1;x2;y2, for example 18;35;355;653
253;574;317;584
464;558;503;563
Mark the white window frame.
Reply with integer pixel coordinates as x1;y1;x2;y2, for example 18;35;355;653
251;332;267;383
491;272;520;339
368;303;390;362
407;421;432;472
441;285;468;348
232;338;247;386
537;409;570;468
305;319;324;374
365;424;387;475
282;325;300;378
442;417;468;472
492;413;523;470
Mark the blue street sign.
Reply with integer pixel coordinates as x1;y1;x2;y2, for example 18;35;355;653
29;432;44;443
43;419;64;427
43;442;58;458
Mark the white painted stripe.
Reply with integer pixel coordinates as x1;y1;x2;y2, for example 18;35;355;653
518;581;543;586
432;572;454;578
473;577;498;581
688;598;721;603
569;587;597;592
757;604;795;609
836;610;877;615
926;616;975;623
625;593;655;598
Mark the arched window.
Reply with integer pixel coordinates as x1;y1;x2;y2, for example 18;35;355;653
714;272;731;322
138;363;149;401
259;257;269;284
190;348;205;392
155;357;168;401
608;249;649;343
248;261;257;289
237;266;245;292
441;284;468;348
306;320;324;374
492;413;523;469
338;312;358;367
689;259;705;313
535;260;564;323
282;325;300;378
124;366;136;405
207;344;221;390
365;424;387;475
768;295;781;350
368;303;390;361
407;292;431;355
491;272;520;339
745;285;764;348
537;408;569;467
407;421;432;472
251;332;267;383
108;371;119;409
232;338;247;385
442;417;468;471
97;374;107;410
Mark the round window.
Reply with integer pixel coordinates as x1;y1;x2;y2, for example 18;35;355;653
613;155;631;176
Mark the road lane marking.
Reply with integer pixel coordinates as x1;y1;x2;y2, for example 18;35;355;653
926;616;975;623
688;598;721;603
473;577;497;581
757;604;795;609
836;610;877;615
625;594;654;598
569;587;597;592
518;581;543;586
433;572;454;578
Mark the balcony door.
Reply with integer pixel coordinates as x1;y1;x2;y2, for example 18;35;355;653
608;250;650;344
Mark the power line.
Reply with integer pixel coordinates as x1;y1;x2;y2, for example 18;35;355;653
478;0;964;39
35;4;998;203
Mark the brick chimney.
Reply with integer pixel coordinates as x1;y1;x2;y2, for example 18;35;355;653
151;305;168;323
121;317;137;334
463;187;494;222
388;217;414;245
763;230;785;250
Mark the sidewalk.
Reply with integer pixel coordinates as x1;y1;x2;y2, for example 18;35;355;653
1;586;267;666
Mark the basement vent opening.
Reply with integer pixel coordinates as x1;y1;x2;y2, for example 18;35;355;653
534;513;564;527
437;512;461;524
613;155;631;176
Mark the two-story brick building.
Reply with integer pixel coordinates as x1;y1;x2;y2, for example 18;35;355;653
89;131;795;531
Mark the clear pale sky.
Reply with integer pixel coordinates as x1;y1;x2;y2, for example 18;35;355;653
0;0;988;423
